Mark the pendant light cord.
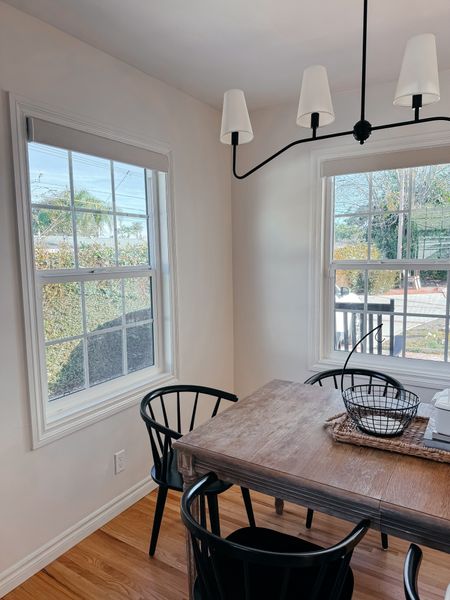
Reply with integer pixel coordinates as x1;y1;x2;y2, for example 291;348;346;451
360;0;368;121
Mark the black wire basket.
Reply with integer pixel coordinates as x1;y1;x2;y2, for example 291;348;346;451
342;384;419;437
340;324;420;437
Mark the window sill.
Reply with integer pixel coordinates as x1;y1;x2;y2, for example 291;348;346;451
311;351;449;395
34;369;177;448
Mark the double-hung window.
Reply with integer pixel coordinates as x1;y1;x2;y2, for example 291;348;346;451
324;151;449;373
11;104;175;446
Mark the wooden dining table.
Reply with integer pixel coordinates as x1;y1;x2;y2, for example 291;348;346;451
174;379;450;598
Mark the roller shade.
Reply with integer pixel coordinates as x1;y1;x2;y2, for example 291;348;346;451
27;117;169;173
321;145;450;177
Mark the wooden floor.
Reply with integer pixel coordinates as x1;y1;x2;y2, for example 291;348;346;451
5;487;450;599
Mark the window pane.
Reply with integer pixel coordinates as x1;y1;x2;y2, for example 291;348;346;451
367;270;403;308
370;212;407;260
413;164;449;208
335;270;365;351
114;162;147;215
43;282;83;341
46;340;85;400
88;330;123;385
126;323;154;373
28;143;70;206
371;169;408;212
117;216;149;266
72;152;113;211
334;173;369;215
84;279;123;332
77;212;115;267
367;270;404;357
405;316;446;362
406;270;447;316
32;207;75;269
334;216;368;260
410;206;450;260
124;277;152;323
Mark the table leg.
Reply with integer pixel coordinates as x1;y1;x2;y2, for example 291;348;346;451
178;451;200;600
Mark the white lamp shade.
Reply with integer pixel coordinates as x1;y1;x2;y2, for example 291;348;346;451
220;89;254;144
394;34;440;107
296;65;335;128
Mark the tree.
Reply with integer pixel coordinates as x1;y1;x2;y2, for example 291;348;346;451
33;189;112;239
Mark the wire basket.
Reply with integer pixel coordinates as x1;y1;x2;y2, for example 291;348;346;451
339;323;420;437
342;384;420;437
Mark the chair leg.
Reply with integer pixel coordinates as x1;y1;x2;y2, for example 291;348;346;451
199;493;207;529
275;497;284;515
149;485;168;556
381;532;389;550
240;487;256;527
207;494;221;536
306;508;314;529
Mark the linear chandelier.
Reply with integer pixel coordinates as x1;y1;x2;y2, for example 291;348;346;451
220;0;450;179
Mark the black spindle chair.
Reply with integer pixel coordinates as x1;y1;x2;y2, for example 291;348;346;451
140;385;255;556
182;473;369;600
404;544;422;600
275;368;403;551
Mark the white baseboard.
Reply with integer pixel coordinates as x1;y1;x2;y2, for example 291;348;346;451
0;477;156;597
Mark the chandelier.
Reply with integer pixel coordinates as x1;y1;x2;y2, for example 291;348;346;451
220;0;450;179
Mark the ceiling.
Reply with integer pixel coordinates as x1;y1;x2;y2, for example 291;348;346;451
4;0;450;109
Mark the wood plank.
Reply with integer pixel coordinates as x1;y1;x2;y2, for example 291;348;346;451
5;487;450;600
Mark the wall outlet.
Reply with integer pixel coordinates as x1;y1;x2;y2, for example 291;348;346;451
114;449;126;474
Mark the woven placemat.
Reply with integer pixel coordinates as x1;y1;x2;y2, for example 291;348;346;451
325;412;450;464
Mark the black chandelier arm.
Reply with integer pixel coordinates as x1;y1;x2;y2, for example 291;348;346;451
232;129;353;179
371;115;450;132
232;115;450;179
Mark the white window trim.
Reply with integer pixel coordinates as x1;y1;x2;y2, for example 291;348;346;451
9;93;179;448
307;127;450;392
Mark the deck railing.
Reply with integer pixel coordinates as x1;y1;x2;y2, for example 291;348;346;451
335;299;396;355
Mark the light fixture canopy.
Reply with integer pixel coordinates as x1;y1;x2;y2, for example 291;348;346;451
394;34;440;107
297;65;335;129
222;0;449;179
220;89;253;145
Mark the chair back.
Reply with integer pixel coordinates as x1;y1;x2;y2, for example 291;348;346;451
404;544;422;600
304;368;403;394
181;474;369;600
140;385;238;485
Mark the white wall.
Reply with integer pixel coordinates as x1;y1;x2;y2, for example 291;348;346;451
0;0;233;586
232;72;450;401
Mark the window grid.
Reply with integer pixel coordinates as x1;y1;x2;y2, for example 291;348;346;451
331;165;450;364
30;144;157;400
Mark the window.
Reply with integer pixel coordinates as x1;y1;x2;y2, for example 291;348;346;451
11;101;176;446
328;163;450;365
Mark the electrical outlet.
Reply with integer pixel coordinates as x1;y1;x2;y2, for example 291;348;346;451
114;449;126;474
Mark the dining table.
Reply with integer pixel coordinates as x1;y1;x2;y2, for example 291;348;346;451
174;379;450;599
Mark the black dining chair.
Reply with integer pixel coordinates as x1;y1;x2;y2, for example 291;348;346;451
404;544;422;600
182;472;370;600
275;368;403;551
140;384;255;556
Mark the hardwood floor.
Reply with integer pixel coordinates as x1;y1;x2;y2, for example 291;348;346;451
5;487;450;599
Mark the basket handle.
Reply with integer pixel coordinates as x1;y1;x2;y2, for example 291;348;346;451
340;323;383;394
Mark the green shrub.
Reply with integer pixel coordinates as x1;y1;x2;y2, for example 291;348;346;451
335;244;399;294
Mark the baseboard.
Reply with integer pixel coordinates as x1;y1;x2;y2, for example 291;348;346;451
0;476;156;597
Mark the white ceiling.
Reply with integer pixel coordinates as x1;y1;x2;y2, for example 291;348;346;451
4;0;450;109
